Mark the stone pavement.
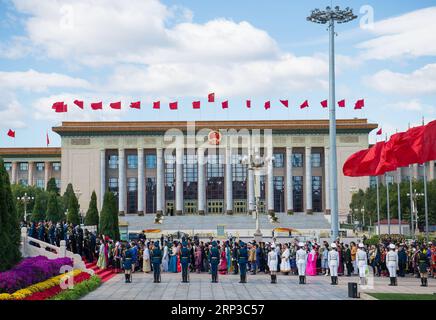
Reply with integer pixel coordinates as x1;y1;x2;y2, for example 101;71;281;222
81;272;435;300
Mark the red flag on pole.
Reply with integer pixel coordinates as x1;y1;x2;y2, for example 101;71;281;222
354;99;364;109
280;100;288;108
153;101;160;109
208;93;215;102
264;101;271;110
192;101;201;109
376;128;382;135
320;100;328;108
300;100;309;109
73;100;84;109
46;132;50;147
338;99;345;108
169;102;178;110
222;101;228;109
52;101;66;112
91;102;103;110
130;101;141;109
246;100;251;108
7;129;15;138
343;141;385;177
110;101;121;109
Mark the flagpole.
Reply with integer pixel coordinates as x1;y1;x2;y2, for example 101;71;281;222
397;167;402;235
385;133;391;235
376;175;381;235
409;164;415;238
422;117;429;242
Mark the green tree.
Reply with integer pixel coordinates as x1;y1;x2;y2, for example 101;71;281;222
63;183;75;212
31;192;46;222
99;190;120;240
67;192;80;225
46;177;59;195
46;192;64;223
85;191;99;227
0;158;21;271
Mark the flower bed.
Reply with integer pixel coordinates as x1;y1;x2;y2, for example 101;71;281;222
0;256;73;294
50;275;101;300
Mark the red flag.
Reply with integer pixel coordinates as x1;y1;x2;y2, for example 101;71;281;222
320;100;328;108
73;100;84;109
246;100;251;108
208;93;215;102
153;101;160;109
222;101;228;109
280;100;288;108
52;101;66;112
419;120;436;163
91;102;103;110
300;100;309;109
192;101;201;109
343;141;385;177
354;99;364;109
7;129;15;138
264;101;271;110
46;133;50;147
130;101;140;109
338;99;345;108
376;128;382;135
110;101;121;109
169;102;178;110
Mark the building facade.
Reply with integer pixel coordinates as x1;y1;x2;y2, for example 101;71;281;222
0;119;392;222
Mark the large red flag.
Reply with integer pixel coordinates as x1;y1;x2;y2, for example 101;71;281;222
343;141;385;177
192;101;201;109
110;101;121;109
338;99;345;108
91;102;103;110
169;102;178;110
222;101;228;109
52;101;66;112
73;100;84;109
264;101;271;110
300;100;309;109
208;93;215;102
320;100;328;108
153;101;160;109
130;101;141;109
354;99;365;109
7;129;15;138
419;120;436;163
280;100;288;108
246;100;251;108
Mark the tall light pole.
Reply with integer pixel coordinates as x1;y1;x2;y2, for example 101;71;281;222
17;192;34;223
307;6;357;240
407;189;424;237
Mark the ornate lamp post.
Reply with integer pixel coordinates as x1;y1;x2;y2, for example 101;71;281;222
17;192;34;223
307;6;357;240
407;189;424;237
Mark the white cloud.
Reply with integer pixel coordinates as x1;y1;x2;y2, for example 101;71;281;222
0;96;26;129
365;63;436;95
357;7;436;60
0;69;90;92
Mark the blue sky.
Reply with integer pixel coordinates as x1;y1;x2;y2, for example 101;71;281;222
0;0;435;147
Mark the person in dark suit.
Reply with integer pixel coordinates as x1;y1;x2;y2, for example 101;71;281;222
344;244;352;276
209;241;220;283
151;241;162;283
238;241;249;283
181;241;190;283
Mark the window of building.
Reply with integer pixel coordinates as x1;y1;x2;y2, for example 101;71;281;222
184;154;197;200
369;176;377;189
127;178;137;213
108;155;118;169
273;153;284;168
165;154;175;200
207;154;224;201
127;155;138;169
4;163;11;171
52;162;61;171
312;176;322;212
127;177;137;191
108;178;118;193
292;153;303;167
146;177;157;213
293;176;303;212
36;162;44;171
386;175;394;184
19;163;28;171
311;153;321;167
146;154;157;169
232;154;247;200
19;179;28;186
36;179;45;189
273;176;284;212
55;179;61;189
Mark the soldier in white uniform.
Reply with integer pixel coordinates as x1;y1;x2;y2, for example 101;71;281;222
386;243;398;286
268;244;279;284
328;243;339;285
356;243;368;285
296;242;308;284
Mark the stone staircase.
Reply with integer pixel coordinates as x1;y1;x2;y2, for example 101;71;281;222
85;260;117;283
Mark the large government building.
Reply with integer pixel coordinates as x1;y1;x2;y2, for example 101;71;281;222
4;118;432;223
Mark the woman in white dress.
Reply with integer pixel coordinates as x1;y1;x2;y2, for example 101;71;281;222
268;244;279;283
162;242;169;272
280;244;291;274
143;243;151;273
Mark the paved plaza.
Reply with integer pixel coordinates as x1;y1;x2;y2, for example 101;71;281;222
82;272;435;300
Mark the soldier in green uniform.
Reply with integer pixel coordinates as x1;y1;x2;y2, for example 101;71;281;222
209;241;220;283
418;245;430;287
238;241;248;283
151;241;162;283
181;241;191;283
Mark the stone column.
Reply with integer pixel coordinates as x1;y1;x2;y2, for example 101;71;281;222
11;161;17;184
175;146;184;215
27;161;34;186
286;147;293;214
100;149;106;211
44;161;50;190
225;145;233;214
267;147;274;215
324;146;330;214
137;148;145;216
428;160;434;181
156;148;164;216
197;147;206;215
118;148;126;216
305;146;313;214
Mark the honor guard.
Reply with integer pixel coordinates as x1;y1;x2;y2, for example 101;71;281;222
386;243;398;286
268;244;278;283
181;241;190;283
209;241;220;283
356;243;368;285
238;241;249;283
122;246;133;283
328;243;339;285
296;242;308;284
151;241;163;283
418;245;430;287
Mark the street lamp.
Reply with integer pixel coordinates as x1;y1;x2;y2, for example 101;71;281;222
16;192;34;223
74;188;83;224
361;206;365;231
307;6;358;240
407;189;424;237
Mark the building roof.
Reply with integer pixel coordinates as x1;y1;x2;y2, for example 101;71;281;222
375;219;409;225
0;147;61;157
52;118;378;136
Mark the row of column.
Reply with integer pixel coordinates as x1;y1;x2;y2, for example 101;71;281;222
101;147;330;215
9;161;52;190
